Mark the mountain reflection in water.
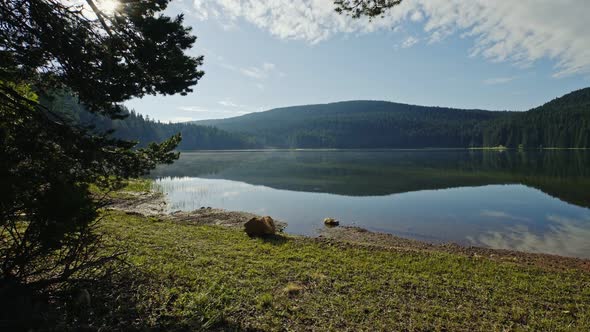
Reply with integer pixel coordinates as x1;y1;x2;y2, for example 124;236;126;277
150;150;590;258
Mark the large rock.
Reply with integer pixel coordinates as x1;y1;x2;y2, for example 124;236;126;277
244;216;276;237
324;217;339;226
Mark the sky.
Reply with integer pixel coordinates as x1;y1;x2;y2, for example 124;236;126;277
124;0;590;123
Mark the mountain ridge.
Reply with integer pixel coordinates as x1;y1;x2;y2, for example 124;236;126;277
193;100;513;148
194;99;504;126
192;88;590;149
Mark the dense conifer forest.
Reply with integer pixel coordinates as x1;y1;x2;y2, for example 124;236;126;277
52;88;590;150
197;88;590;149
196;101;508;148
482;88;590;148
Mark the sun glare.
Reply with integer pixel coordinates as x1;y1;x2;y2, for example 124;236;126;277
97;0;119;15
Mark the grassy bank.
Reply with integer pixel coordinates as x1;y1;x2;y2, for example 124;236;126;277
76;207;590;331
50;179;589;331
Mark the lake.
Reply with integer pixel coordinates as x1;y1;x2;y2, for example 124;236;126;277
149;150;590;258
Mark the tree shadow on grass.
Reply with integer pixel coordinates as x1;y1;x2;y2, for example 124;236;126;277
0;267;262;332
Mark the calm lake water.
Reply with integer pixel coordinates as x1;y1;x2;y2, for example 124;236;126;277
149;150;590;258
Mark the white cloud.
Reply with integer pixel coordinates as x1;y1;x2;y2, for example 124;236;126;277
410;10;423;22
179;105;250;114
191;0;590;77
218;100;240;107
401;36;419;48
178;106;212;113
177;105;251;120
240;67;265;79
262;62;275;71
167;116;195;123
240;62;277;79
218;60;279;80
483;76;517;85
179;100;262;120
217;100;256;110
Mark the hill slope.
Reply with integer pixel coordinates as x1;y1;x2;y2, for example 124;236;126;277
483;87;590;148
197;88;590;149
196;101;511;148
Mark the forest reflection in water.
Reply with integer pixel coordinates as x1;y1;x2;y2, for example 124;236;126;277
150;150;590;258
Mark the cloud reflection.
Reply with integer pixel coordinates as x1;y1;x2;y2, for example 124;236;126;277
480;209;531;222
471;214;590;258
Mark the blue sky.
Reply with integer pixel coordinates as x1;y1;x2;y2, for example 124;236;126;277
124;0;590;122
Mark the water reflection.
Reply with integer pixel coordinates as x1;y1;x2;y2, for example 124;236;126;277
470;215;590;257
151;150;590;258
479;210;531;222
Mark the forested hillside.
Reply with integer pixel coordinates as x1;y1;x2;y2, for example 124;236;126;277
46;88;590;150
197;89;590;149
43;93;255;150
196;101;510;148
483;88;590;148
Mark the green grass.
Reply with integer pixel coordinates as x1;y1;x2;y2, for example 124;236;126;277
118;178;153;192
469;145;508;150
93;210;590;331
89;178;153;198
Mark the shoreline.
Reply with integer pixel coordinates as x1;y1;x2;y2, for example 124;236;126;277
175;147;590;153
107;186;590;273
